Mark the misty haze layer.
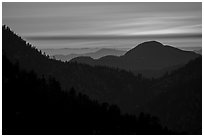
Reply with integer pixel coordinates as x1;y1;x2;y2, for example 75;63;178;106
2;2;201;49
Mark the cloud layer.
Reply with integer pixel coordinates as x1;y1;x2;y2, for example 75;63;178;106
2;2;202;48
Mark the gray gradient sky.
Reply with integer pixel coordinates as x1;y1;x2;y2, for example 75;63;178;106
2;2;202;49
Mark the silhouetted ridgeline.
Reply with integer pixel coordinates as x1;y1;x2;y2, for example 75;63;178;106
70;40;199;78
2;25;202;134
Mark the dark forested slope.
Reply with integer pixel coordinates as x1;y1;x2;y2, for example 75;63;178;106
3;55;175;135
2;25;153;113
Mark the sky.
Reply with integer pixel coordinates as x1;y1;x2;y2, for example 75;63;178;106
2;2;202;49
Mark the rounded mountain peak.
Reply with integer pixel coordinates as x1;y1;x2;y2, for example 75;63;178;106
136;41;164;48
125;41;164;56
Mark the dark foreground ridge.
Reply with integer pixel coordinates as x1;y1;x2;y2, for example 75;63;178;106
3;54;179;135
2;25;202;134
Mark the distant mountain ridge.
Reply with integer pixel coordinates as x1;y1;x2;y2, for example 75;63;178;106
53;48;126;61
41;48;99;56
194;49;202;55
70;41;199;77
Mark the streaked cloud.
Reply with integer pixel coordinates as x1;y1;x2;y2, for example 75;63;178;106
2;2;201;48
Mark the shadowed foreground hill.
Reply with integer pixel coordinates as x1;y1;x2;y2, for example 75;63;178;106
3;55;175;135
2;25;202;134
141;56;202;134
